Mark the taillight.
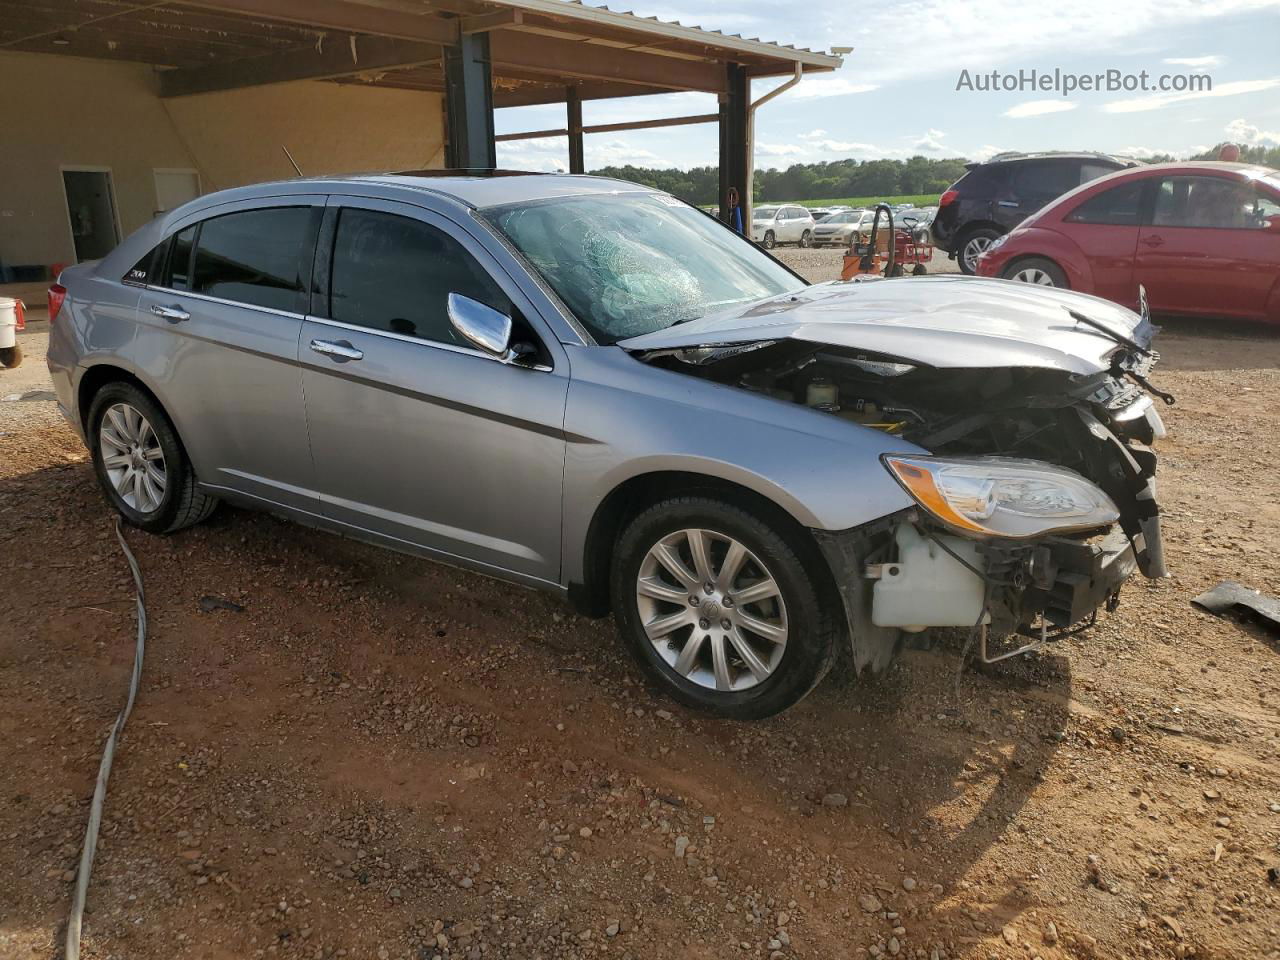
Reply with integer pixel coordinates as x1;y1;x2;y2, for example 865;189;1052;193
48;283;67;322
939;189;959;207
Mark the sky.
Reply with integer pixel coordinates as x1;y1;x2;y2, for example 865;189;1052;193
494;0;1280;172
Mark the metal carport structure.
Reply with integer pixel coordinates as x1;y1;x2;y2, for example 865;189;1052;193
1;0;842;227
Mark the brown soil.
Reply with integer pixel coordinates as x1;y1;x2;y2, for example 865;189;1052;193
2;299;1279;960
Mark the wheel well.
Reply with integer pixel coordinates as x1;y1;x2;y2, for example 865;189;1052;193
1002;254;1069;287
77;365;161;433
958;220;1004;241
569;471;837;619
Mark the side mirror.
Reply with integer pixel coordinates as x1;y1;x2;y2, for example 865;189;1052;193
448;293;513;358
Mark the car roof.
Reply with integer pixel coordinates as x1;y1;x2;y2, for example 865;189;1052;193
1027;160;1279;222
1071;160;1277;182
176;171;656;214
976;151;1136;167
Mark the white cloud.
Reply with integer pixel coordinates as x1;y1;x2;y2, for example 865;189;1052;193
1102;77;1280;113
970;144;1007;162
1003;99;1077;119
913;128;947;151
783;74;879;99
756;142;806;157
799;129;828;141
1225;117;1280;146
496;135;663;172
1162;55;1222;69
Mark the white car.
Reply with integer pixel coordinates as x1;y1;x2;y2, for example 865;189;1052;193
0;296;25;368
811;208;880;248
751;205;816;249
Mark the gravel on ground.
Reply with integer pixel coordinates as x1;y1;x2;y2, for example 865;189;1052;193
2;271;1279;960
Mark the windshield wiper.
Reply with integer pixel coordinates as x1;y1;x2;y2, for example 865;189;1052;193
1068;309;1153;358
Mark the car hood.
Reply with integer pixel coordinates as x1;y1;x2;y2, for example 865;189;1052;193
619;275;1152;375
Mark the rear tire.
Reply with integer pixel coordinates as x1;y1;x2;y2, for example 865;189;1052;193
1003;256;1068;288
799;229;812;248
611;496;837;720
762;230;776;250
958;227;1001;275
87;381;218;534
0;343;21;369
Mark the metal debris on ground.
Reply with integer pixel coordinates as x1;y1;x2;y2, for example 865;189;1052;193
1191;581;1280;632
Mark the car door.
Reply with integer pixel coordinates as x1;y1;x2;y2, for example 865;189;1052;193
999;160;1082;229
1136;175;1279;319
298;196;569;584
789;207;810;242
1058;177;1149;308
132;198;323;513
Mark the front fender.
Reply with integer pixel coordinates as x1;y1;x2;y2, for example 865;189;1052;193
560;346;920;586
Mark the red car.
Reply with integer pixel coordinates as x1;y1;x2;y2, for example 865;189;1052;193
977;162;1280;323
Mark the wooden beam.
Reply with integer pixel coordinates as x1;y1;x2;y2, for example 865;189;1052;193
493;80;672;108
489;31;725;93
461;9;521;33
159;34;442;96
176;0;458;45
495;127;568;142
566;86;584;174
497;111;718;142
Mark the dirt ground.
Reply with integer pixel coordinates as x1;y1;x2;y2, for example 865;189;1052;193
2;262;1279;960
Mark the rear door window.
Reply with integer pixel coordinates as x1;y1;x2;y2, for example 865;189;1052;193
958;165;1003;196
1012;160;1082;198
189;207;317;312
169;225;196;290
1065;181;1146;226
328;207;511;347
1080;161;1121;184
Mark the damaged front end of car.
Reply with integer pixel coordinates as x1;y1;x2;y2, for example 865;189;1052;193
623;280;1172;671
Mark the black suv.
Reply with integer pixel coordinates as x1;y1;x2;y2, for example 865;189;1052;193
932;152;1138;273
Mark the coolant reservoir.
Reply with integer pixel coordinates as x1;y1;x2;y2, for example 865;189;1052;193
871;524;988;631
805;377;839;411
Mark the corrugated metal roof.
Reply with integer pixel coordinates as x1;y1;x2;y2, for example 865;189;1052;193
494;0;843;69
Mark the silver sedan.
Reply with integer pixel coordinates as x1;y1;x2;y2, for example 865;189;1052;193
47;174;1169;718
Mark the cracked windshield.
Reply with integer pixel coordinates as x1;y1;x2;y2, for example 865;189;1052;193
483;193;805;343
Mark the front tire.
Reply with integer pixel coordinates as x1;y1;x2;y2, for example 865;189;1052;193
762;230;776;249
87;381;217;533
1003;256;1067;288
958;227;1001;275
611;497;837;720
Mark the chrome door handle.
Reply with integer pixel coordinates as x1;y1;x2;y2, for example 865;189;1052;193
309;338;363;362
997;200;1019;208
150;303;190;323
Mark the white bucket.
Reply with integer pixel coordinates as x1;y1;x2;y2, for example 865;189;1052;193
0;297;18;350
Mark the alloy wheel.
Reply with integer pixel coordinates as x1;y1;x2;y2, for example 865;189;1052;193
99;402;167;513
635;528;788;692
1012;265;1056;285
963;235;994;272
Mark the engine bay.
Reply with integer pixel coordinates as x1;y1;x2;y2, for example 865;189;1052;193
644;339;1170;656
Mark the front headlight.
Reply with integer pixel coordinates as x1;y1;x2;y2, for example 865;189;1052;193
988;233;1009;251
882;455;1120;539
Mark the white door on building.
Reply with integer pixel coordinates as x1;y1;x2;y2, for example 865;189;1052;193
153;168;201;214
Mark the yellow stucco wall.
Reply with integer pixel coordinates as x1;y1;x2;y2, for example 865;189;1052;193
0;50;445;270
